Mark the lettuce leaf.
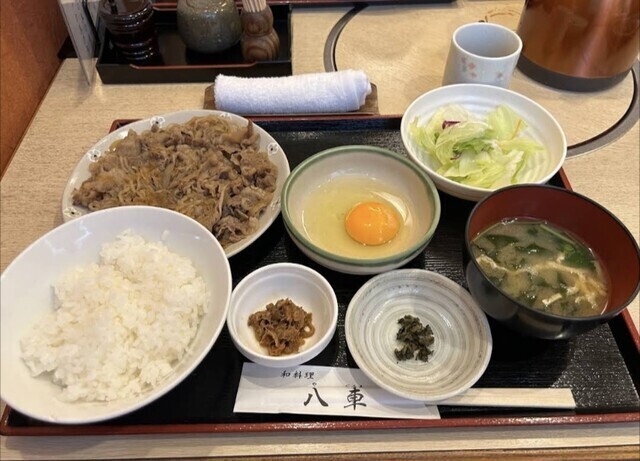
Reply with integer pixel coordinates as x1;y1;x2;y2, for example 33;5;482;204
432;120;489;166
409;104;545;189
487;105;527;140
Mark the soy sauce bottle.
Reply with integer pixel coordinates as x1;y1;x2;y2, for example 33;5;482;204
99;0;161;64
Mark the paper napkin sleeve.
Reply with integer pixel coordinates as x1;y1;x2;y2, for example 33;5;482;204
213;70;372;114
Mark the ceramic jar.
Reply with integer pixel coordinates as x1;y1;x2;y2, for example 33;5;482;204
177;0;242;54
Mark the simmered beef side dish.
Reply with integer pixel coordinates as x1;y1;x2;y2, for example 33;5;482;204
73;116;278;248
248;298;315;356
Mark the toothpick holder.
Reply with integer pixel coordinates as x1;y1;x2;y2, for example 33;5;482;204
240;5;280;62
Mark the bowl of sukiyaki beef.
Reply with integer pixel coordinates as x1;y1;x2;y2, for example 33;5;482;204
464;184;640;339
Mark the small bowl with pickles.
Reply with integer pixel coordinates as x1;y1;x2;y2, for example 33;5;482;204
464;184;640;340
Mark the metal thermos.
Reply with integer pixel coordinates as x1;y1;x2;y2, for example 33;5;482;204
516;0;639;91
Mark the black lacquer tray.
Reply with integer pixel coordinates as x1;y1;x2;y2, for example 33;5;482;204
2;116;638;436
96;5;293;84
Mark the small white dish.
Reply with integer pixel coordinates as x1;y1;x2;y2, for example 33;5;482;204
401;84;567;201
345;269;492;402
227;263;338;368
0;206;232;424
61;109;290;258
281;145;441;275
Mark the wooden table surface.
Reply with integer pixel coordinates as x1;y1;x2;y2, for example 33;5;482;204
1;1;638;459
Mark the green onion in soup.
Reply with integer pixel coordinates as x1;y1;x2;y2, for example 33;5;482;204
471;219;609;317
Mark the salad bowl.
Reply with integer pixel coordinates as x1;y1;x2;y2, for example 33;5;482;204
401;84;567;201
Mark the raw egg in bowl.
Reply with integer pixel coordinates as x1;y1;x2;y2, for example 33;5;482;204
282;145;441;274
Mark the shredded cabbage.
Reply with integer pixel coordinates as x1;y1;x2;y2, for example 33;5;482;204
409;105;545;189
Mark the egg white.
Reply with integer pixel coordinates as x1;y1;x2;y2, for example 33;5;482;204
300;176;418;259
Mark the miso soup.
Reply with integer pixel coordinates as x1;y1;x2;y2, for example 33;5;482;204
471;219;609;317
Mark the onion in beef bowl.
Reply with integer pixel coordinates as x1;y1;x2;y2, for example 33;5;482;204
61;110;290;257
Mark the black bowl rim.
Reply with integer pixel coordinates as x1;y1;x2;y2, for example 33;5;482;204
464;183;640;322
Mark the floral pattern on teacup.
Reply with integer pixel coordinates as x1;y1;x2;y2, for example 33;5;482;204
461;57;478;79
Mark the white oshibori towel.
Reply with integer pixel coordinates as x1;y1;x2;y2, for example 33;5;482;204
213;70;372;114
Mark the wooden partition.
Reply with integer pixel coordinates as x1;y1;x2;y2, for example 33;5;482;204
0;0;68;176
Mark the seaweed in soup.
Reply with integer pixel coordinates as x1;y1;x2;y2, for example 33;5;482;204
471;219;608;317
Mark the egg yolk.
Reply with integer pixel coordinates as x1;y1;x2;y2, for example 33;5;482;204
345;201;401;246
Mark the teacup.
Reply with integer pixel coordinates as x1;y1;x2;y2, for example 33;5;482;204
442;22;522;88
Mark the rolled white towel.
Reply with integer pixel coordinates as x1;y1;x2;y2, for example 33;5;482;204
213;70;372;114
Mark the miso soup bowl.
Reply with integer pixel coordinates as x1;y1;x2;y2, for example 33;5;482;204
463;185;640;340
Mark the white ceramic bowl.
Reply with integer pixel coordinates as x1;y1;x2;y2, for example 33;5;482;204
61;109;290;257
0;206;232;424
401;84;567;201
227;263;338;368
281;145;441;275
345;269;492;402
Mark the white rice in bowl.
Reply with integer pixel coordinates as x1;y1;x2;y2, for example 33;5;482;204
20;230;209;402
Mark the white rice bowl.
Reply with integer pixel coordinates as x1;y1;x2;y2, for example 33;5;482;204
1;206;232;424
21;231;209;402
